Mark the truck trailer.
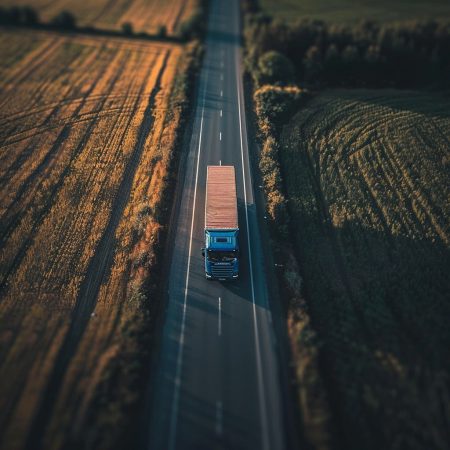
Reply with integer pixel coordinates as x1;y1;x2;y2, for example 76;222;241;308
202;165;239;280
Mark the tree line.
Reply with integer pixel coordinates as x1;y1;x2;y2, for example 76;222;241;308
245;14;450;88
0;5;77;29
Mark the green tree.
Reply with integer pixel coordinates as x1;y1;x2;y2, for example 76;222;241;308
22;6;39;25
303;45;323;83
51;10;76;29
6;6;21;24
256;50;295;86
122;22;133;35
156;24;167;38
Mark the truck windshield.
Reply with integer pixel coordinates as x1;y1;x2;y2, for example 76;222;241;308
207;250;237;262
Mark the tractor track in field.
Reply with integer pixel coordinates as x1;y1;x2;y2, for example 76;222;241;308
0;44;114;205
0;38;62;108
284;89;450;362
0;48;129;293
5;46;141;282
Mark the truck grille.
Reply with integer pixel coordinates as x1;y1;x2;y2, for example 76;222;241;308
211;264;233;279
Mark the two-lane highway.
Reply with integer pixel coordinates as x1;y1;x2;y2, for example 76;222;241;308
147;1;288;448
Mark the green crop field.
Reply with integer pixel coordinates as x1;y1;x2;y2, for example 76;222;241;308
279;88;450;449
260;0;450;23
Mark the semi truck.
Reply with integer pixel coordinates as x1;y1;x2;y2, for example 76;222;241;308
202;165;239;280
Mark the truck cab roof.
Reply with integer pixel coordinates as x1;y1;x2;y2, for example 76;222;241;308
206;230;238;250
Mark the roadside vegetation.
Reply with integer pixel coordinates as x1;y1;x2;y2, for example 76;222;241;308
0;26;202;450
243;0;450;449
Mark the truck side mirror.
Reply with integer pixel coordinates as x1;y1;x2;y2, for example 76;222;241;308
201;248;205;257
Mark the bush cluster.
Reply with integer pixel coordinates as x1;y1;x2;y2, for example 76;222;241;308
255;50;295;85
245;16;450;88
51;10;76;29
254;84;305;129
121;22;133;35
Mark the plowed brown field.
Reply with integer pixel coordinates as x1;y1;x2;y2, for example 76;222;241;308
281;89;450;450
0;28;194;450
0;0;198;35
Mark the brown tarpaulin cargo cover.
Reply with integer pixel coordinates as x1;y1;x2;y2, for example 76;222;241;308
205;165;238;230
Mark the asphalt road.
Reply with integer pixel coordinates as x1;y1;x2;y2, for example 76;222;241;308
147;1;288;449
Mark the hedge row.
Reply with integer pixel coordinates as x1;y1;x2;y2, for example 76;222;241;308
253;85;305;236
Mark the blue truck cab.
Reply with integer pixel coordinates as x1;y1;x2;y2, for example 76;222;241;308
203;230;239;280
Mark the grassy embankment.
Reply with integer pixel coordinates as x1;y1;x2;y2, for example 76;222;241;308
0;25;202;450
243;1;450;449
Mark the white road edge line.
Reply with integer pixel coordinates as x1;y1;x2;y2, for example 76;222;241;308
168;66;209;450
236;48;271;450
218;297;222;336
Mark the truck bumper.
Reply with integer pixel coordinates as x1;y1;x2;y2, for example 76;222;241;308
205;273;239;280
